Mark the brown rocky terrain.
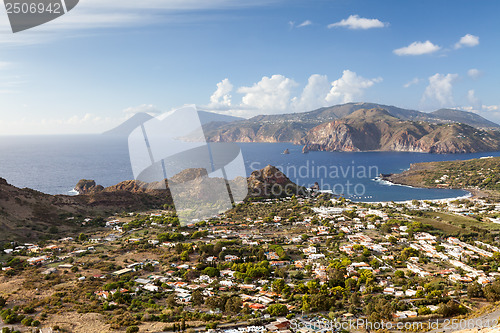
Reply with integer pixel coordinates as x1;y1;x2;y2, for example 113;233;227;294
300;109;500;153
0;165;303;243
0;177;170;243
247;165;307;197
203;103;500;154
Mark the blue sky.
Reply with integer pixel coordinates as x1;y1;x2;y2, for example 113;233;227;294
0;0;499;134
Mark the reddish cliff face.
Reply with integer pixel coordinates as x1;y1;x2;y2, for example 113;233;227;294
300;109;500;154
247;165;305;197
299;121;360;152
204;105;500;154
74;179;104;194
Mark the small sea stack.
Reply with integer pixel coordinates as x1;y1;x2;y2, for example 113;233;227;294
283;148;290;154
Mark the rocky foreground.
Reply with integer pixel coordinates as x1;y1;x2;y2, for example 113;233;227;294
0;165;304;243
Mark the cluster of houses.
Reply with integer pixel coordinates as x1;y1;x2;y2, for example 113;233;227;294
4;194;500;333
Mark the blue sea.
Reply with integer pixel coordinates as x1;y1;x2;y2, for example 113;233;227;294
1;135;499;202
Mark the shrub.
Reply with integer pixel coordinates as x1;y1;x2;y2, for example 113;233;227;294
21;317;33;326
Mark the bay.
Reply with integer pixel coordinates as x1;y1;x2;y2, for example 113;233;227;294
1;135;499;202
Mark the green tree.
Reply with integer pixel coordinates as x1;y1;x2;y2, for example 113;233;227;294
225;296;242;314
166;294;177;308
267;304;288;316
394;270;405;279
191;290;204;306
418;307;431;315
126;326;139;333
467;282;484;298
272;279;286;294
401;247;419;260
78;233;88;242
202;267;220;278
180;250;190;262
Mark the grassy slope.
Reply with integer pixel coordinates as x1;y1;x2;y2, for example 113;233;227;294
388;157;500;193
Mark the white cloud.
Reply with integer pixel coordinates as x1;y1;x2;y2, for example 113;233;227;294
326;70;382;104
123;104;161;116
467;68;482;80
422;73;459;107
297;20;312;28
238;74;298;112
393;41;441;56
328;15;387;30
457;104;500;125
482;105;499;112
204;71;382;117
0;0;273;45
467;89;480;108
291;74;330;111
403;78;420;88
455;34;479;49
209;78;233;108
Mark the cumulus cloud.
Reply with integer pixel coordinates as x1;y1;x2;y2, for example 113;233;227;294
238;75;298;112
422;73;459;107
403;78;421;88
326;70;382;104
123;104;161;116
291;74;331;111
467;68;483;80
462;91;500;121
393;41;441;56
455;34;479;49
209;78;233;108
458;103;500;125
204;71;382;117
328;15;387;30
467;89;480;108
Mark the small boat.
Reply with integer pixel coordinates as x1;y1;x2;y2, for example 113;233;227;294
282;148;290;154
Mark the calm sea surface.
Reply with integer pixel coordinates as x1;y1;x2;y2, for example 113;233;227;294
1;135;499;202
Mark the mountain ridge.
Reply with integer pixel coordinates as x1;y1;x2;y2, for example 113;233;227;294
300;108;500;153
204;103;500;154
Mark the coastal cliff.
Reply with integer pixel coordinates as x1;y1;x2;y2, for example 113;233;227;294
203;103;500;154
300;109;500;153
